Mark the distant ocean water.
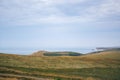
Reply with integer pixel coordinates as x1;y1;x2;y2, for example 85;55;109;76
0;47;95;55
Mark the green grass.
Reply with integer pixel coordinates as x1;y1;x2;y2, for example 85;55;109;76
0;50;120;80
32;51;82;56
0;65;120;80
43;52;82;56
0;53;119;69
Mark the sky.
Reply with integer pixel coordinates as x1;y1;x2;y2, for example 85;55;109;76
0;0;120;54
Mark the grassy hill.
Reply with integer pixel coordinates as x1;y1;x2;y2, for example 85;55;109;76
82;50;120;60
31;51;82;56
0;50;120;80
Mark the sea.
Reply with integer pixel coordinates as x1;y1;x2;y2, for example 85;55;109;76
0;47;96;55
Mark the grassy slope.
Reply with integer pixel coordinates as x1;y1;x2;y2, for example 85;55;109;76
0;50;120;80
81;50;120;59
31;51;82;56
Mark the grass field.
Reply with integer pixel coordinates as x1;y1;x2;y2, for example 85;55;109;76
0;50;120;80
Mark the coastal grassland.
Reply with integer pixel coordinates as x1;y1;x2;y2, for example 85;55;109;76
81;50;120;59
0;65;120;80
0;53;120;68
0;51;120;80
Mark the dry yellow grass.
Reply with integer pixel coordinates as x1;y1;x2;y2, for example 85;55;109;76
0;77;18;80
0;50;120;69
30;50;48;56
80;50;120;60
0;50;120;80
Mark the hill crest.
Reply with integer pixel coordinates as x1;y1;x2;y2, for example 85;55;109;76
31;50;82;56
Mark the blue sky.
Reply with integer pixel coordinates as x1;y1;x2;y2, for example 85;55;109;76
0;0;120;54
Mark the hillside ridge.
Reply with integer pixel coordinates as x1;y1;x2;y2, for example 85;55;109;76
31;50;82;56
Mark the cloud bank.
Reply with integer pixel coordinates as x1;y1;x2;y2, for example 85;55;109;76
0;0;120;50
0;0;120;25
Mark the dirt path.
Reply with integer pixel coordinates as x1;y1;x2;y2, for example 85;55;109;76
0;73;52;80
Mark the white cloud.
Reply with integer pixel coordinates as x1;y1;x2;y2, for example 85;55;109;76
0;0;120;26
40;0;86;5
85;0;120;19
